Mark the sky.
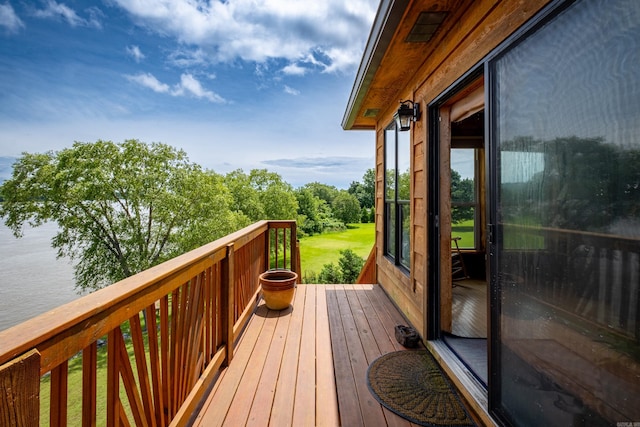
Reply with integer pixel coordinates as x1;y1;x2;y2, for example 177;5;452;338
0;0;379;189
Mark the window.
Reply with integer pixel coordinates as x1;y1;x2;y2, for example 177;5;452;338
451;148;478;249
384;122;410;270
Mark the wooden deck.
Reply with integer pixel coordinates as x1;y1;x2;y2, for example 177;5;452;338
191;284;428;427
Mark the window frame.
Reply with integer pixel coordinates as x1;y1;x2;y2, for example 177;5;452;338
384;121;411;272
450;144;483;251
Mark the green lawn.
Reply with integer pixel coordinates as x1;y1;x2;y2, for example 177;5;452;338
451;219;474;248
299;223;375;278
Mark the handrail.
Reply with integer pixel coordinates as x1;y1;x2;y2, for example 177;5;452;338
0;220;298;427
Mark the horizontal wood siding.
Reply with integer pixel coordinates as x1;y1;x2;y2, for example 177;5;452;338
374;0;551;341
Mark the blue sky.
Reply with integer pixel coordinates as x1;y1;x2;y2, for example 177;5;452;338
0;0;378;188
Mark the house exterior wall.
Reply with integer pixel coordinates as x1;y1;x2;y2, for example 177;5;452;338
354;0;640;424
374;0;551;339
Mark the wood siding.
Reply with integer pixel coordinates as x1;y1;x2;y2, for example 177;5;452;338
373;0;551;338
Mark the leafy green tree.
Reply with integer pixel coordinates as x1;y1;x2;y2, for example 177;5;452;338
225;169;264;225
303;182;339;205
295;187;323;235
338;249;365;283
348;168;375;209
451;169;474;224
225;169;298;222
0;139;240;291
332;191;361;224
248;169;298;220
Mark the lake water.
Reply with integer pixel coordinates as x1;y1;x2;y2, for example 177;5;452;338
0;222;82;332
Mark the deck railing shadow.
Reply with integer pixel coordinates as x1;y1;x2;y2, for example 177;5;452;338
0;220;298;427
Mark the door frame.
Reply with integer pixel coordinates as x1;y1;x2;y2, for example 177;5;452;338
426;66;485;341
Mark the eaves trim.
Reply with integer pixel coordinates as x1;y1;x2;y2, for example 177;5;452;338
342;0;410;131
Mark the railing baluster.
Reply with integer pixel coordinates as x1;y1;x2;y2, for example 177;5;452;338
82;343;97;427
106;329;120;427
117;326;148;427
145;302;165;427
130;313;156;427
50;360;68;427
159;295;170;422
221;243;235;366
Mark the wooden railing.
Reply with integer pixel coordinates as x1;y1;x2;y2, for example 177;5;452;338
0;220;298;427
356;246;376;284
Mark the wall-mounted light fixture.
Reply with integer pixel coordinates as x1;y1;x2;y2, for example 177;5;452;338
394;100;420;131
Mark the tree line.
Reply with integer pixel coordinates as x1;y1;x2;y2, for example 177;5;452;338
0;139;374;291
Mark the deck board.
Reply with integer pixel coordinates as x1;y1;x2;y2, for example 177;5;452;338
192;284;425;427
245;306;292;426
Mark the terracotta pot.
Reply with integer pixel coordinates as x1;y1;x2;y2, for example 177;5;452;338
259;269;297;310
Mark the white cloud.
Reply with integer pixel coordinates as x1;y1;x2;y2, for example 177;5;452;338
111;0;377;73
283;85;300;96
167;47;209;68
126;45;145;62
126;72;225;103
0;4;24;33
33;1;102;29
173;73;225;103
282;63;307;76
126;72;170;93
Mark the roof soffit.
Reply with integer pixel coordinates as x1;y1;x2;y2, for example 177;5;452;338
343;0;467;130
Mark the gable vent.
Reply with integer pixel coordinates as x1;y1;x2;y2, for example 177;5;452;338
406;11;448;42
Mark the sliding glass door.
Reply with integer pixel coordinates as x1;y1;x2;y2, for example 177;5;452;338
489;0;640;424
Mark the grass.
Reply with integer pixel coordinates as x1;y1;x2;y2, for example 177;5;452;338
451;219;475;249
451;219;546;250
40;322;141;425
299;223;375;278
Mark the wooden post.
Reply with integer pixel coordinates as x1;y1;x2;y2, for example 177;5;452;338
221;243;235;366
82;343;98;427
50;361;68;427
439;106;453;333
0;349;40;427
290;222;298;274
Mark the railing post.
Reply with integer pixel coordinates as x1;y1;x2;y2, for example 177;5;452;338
290;221;298;274
221;243;235;366
0;349;40;427
265;226;271;272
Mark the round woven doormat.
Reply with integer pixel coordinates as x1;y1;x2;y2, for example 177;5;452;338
367;350;475;427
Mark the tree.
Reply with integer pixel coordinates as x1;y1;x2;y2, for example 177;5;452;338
338;249;365;283
348;168;375;209
225;169;264;225
295;187;323;235
224;169;298;222
451;169;474;224
303;182;339;205
248;169;298;220
0;139;241;291
332;191;361;224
